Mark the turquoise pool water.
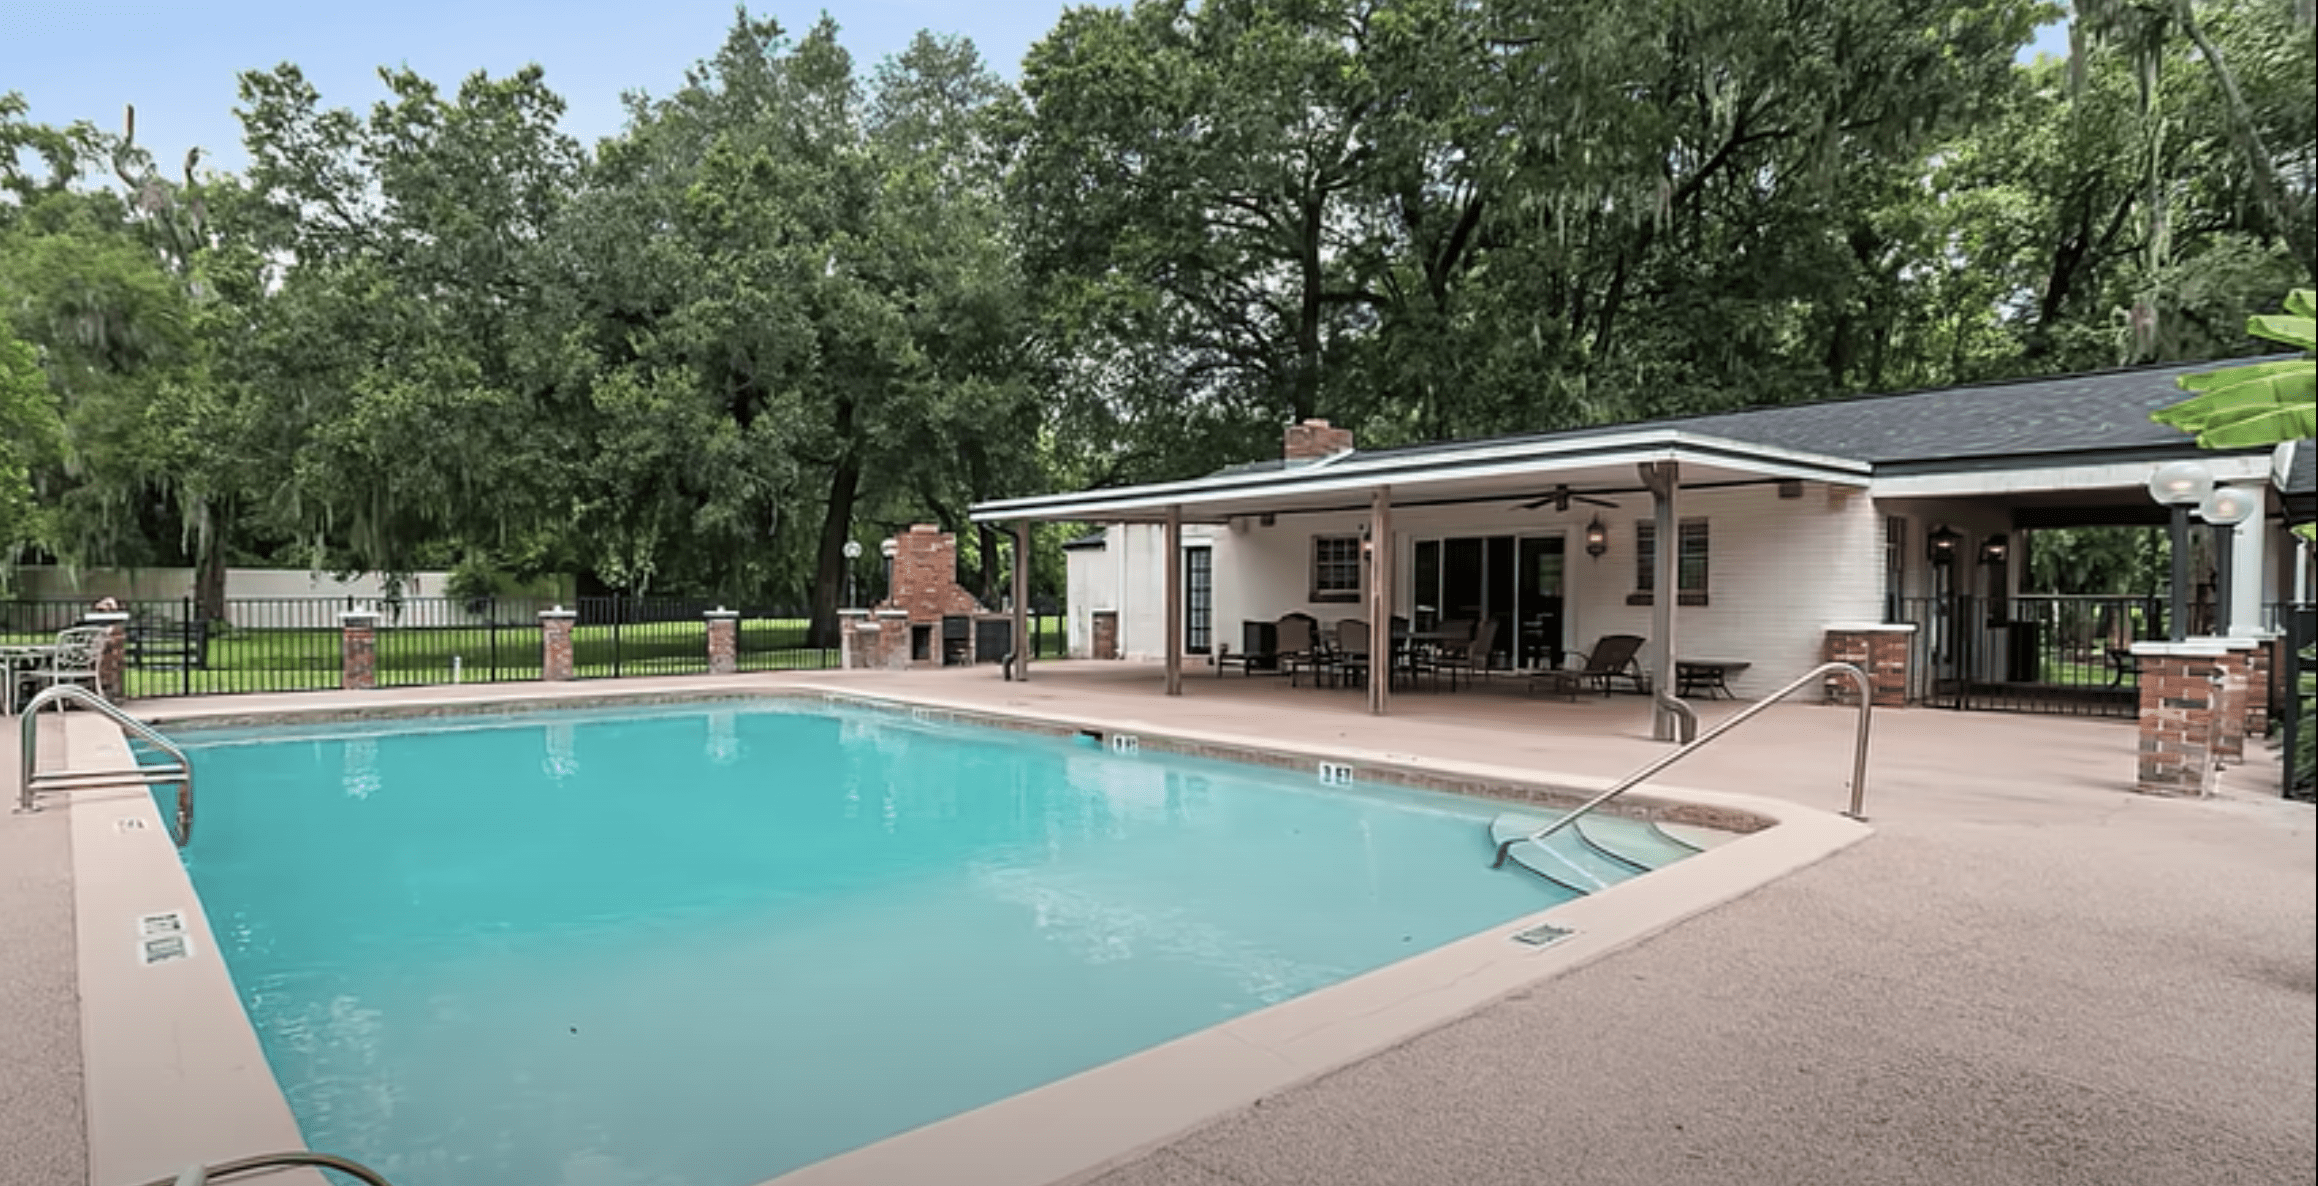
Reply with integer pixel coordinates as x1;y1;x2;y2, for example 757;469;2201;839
172;702;1568;1186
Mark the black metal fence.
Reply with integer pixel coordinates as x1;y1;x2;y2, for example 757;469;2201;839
1890;593;2162;717
2277;601;2315;801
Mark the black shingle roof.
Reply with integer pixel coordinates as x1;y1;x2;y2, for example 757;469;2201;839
1353;356;2294;468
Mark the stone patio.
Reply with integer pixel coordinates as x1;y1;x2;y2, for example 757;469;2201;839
4;660;2310;1185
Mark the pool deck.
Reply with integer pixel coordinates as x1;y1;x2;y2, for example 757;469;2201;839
5;660;2313;1185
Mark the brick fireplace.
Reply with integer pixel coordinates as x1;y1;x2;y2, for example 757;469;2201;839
842;524;1012;669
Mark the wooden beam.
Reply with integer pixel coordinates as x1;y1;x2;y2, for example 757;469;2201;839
1012;521;1031;682
1164;505;1183;696
1639;461;1681;741
1369;486;1393;715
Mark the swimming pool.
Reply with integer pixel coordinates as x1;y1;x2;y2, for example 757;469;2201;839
169;700;1640;1185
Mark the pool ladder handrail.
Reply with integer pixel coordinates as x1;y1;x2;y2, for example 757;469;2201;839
17;684;194;847
1491;661;1873;869
135;1150;395;1186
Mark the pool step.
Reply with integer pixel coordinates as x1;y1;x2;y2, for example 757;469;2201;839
1575;816;1703;870
1488;812;1710;893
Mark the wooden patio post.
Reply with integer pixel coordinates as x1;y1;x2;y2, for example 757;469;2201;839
1012;520;1031;682
1164;505;1184;695
1369;485;1393;715
1641;461;1682;741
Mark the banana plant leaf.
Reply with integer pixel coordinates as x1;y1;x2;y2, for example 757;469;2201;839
2153;289;2317;448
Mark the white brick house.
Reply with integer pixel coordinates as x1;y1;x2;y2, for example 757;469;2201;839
984;359;2307;721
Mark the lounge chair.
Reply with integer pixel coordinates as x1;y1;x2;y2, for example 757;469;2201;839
1533;634;1650;697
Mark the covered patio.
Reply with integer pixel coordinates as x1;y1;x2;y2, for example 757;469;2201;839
977;424;1877;742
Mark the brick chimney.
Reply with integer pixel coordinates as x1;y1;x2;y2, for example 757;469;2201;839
1284;418;1354;463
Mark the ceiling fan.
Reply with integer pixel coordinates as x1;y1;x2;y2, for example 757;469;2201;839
1516;484;1621;512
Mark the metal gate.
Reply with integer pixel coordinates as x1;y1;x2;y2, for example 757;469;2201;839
1892;594;2163;717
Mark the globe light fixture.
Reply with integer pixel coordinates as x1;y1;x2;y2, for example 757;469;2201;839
2146;461;2216;642
2200;485;2256;635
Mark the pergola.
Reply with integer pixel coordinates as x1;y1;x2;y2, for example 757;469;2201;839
972;428;1872;738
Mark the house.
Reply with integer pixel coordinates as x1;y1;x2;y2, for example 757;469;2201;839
973;359;2312;732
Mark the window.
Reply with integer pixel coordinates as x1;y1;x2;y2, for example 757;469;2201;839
1311;535;1362;602
1631;519;1709;606
1184;546;1213;653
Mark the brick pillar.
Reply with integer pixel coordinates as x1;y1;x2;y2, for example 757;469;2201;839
705;607;739;675
2132;642;2229;797
877;609;913;669
85;610;130;702
339;610;380;690
1822;623;1912;707
2209;640;2257;763
2245;633;2278;735
540;606;577;681
839;609;869;669
1091;609;1120;660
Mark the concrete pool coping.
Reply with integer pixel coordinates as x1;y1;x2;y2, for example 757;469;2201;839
66;679;1867;1186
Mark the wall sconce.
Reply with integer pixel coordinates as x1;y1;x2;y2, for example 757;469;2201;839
1926;525;1961;569
1978;533;2008;565
1584;516;1608;559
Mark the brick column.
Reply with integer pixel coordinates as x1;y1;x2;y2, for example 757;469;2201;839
339;610;380;690
1091;609;1120;660
2245;632;2279;735
85;610;130;702
1822;623;1913;707
838;609;869;669
540;606;577;681
2131;641;2230;797
705;607;739;675
2209;639;2257;763
876;609;913;669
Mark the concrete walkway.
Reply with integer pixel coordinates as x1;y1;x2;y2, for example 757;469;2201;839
4;663;2311;1185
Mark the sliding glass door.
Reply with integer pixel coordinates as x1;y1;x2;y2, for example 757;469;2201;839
1409;533;1564;669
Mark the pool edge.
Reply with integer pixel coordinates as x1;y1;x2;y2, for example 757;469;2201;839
90;683;1864;1186
755;690;1867;1186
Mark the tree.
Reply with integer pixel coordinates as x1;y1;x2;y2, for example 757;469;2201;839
0;327;62;588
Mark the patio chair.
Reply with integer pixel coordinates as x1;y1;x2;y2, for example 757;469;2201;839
1541;634;1650;697
1325;618;1372;689
1275;613;1327;687
21;625;109;707
1419;617;1499;691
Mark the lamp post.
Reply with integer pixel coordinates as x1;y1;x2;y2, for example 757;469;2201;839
2147;461;2214;642
879;538;898;604
2200;485;2256;635
841;539;862;610
1927;525;1960;663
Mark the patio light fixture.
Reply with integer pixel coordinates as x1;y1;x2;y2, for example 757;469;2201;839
2145;460;2214;642
2200;485;2255;636
1978;534;2008;565
1925;525;1961;568
1584;515;1608;559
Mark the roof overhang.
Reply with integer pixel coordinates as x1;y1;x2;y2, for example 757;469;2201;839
971;430;1872;524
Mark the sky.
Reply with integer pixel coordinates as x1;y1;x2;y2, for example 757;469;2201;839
0;1;1073;175
2;2;2072;179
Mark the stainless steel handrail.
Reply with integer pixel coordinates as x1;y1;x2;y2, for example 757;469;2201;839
1491;661;1873;869
17;684;195;846
133;1150;395;1185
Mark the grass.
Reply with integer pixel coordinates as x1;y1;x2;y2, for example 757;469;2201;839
7;617;1065;699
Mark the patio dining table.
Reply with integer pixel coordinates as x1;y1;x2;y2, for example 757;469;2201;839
2;643;61;715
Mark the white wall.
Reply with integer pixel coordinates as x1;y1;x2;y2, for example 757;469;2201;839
8;566;567;627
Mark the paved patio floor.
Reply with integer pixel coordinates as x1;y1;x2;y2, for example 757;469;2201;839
4;661;2312;1185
